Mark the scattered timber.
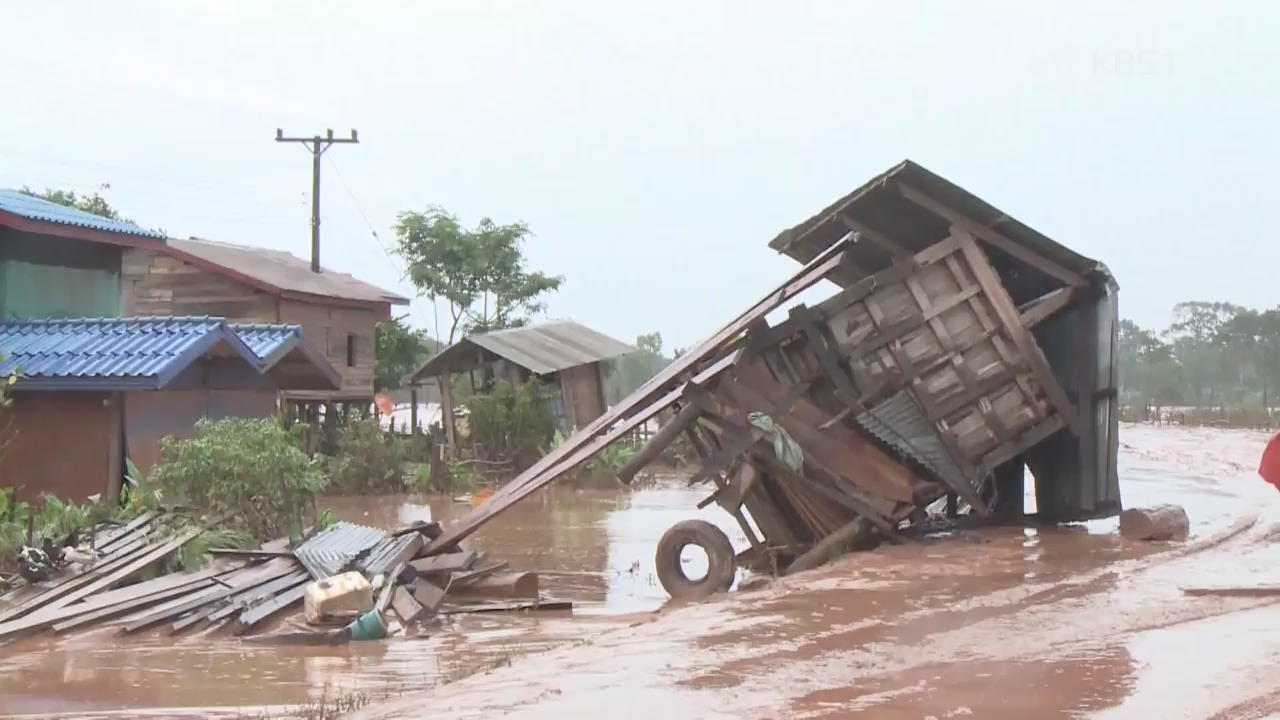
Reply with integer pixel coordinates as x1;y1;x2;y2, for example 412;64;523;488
1120;505;1190;541
447;572;539;599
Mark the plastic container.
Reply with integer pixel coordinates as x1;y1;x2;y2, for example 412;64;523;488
304;571;373;624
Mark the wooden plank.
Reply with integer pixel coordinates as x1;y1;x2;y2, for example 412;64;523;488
50;579;217;634
412;580;447;616
47;526;207;612
209;549;296;559
198;570;311;628
840;212;912;261
1019;287;1077;327
409;551;479;576
0;537;152;623
392;586;425;623
954;230;1081;436
451;562;510;586
236;585;307;634
123;560;298;633
897;182;1085;287
97;512;156;550
753;450;899;538
439;599;573;614
978;415;1065;475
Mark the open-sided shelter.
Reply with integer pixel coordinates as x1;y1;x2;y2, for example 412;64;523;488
407;321;634;451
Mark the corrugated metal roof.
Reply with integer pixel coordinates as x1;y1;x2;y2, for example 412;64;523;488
0;189;165;239
230;323;306;364
767;160;1115;303
0;316;260;391
410;320;635;381
167;237;409;306
229;322;342;391
855;390;974;492
294;521;387;580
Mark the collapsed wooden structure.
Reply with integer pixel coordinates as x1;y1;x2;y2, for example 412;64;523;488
0;516;557;645
420;161;1120;579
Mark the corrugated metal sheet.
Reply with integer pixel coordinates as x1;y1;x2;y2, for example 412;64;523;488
294;521;387;580
230;323;307;363
855;390;973;492
411;321;635;380
0;189;165;239
0;316;259;391
355;534;420;577
167;237;409;305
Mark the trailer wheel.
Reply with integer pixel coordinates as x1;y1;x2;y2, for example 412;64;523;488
655;520;735;600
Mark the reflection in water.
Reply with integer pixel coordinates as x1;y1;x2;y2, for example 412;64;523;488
0;479;742;717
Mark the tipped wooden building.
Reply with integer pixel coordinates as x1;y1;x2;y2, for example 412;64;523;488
420;160;1121;591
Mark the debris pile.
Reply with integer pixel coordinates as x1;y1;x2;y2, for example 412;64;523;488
0;515;562;645
418;161;1122;598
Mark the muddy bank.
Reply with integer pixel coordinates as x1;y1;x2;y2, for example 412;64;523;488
355;424;1280;720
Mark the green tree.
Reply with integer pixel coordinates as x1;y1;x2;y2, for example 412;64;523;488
1168;301;1244;406
1117;320;1183;406
393;206;563;343
374;317;437;391
20;185;134;224
604;332;670;404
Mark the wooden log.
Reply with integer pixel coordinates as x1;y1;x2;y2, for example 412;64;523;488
392;586;425;623
785;517;875;575
617;402;702;484
1119;505;1189;541
447;572;539;599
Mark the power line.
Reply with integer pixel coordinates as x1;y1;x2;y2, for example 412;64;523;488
274;128;358;273
325;154;403;278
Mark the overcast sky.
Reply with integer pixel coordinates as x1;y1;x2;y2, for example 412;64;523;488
2;2;1277;349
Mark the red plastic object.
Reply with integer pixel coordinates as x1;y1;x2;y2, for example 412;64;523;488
1259;431;1280;491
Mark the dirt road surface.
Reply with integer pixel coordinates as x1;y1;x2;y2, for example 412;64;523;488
356;425;1280;720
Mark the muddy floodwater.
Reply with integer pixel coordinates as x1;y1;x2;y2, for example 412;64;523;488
0;476;748;719
5;424;1280;719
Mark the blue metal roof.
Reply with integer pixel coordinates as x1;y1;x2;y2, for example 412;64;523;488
0;317;260;391
0;189;165;240
230;323;306;365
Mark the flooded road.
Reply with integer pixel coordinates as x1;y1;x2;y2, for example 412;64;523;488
4;424;1280;718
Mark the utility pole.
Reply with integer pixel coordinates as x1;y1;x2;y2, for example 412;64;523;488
275;128;359;273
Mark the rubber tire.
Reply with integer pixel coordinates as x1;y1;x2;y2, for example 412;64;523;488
655;519;736;601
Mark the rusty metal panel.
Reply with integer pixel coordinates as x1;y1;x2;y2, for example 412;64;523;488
855;391;969;492
1;392;113;502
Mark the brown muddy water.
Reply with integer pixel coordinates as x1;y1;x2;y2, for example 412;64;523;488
0;475;750;719
7;425;1280;719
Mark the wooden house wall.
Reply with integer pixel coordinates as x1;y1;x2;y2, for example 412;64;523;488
557;362;606;431
122;247;389;399
122;248;278;320
125;389;278;473
278;300;384;399
1;392;115;503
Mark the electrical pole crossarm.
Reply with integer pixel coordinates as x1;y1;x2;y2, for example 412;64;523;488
274;128;359;274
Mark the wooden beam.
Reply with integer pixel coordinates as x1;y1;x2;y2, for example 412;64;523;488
1019;287;1078;327
617;402;701;484
840;212;912;261
954;230;1082;436
897;182;1085;287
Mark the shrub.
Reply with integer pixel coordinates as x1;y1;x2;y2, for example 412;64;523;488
149;417;328;540
467;380;556;466
329;419;408;493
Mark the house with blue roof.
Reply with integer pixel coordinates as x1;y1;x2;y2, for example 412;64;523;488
0;189;409;403
0;317;339;503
